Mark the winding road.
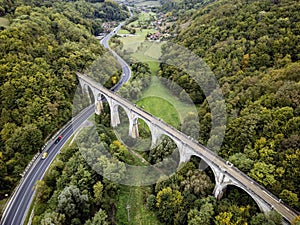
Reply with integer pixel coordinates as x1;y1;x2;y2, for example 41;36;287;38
1;5;298;225
0;15;131;225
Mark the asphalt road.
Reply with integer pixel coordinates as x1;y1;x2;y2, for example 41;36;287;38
101;22;132;85
0;105;94;225
0;15;132;225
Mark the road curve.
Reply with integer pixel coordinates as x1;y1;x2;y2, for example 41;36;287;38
101;24;132;85
0;14;132;225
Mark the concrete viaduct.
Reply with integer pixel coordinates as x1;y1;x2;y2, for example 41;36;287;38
77;72;299;224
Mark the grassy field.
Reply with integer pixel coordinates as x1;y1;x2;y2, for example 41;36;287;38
118;29;131;34
132;41;163;61
137;96;180;128
116;185;162;225
118;28;157;53
118;19;197;126
138;77;197;124
131;42;162;75
118;30;163;75
0;17;9;27
135;1;161;7
128;12;156;27
115;149;161;225
147;61;160;75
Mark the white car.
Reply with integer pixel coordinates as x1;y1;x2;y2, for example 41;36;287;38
41;152;48;159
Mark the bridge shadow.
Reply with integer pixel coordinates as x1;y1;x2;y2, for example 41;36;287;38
220;185;260;214
72;84;94;115
113;106;152;151
190;155;216;185
146;135;180;166
190;156;260;215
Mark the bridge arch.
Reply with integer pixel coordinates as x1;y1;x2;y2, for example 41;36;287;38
147;134;180;165
217;183;271;213
128;115;156;150
94;91;105;114
83;83;94;103
189;155;217;189
76;73;299;223
112;103;133;146
178;150;220;185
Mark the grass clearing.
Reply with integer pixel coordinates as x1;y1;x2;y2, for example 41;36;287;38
0;17;9;27
128;12;157;27
130;41;162;76
119;28;156;53
118;22;196;125
139;77;197;123
118;29;131;34
131;41;163;62
109;125;162;224
147;61;160;75
139;12;156;20
135;1;161;7
116;185;162;225
137;96;180;128
144;42;162;59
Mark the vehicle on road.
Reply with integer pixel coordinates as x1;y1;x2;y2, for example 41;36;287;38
41;152;48;159
55;135;62;144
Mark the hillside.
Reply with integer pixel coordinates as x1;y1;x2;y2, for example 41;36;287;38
0;0;128;203
159;0;300;211
1;0;299;224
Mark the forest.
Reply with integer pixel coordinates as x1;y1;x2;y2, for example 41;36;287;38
0;0;128;202
159;0;300;213
1;0;300;224
31;103;286;225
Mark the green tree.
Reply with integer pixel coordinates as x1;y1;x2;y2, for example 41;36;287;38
84;209;108;225
5;124;43;155
228;153;254;173
188;202;214;225
156;187;183;224
40;212;66;225
93;181;103;205
248;162;276;187
279;189;299;208
95;156;126;183
180;169;214;196
57;185;90;224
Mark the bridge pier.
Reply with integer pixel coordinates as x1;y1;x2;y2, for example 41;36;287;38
108;100;120;127
111;106;120;127
76;73;299;224
171;140;193;164
213;173;273;214
129;118;139;138
78;80;92;104
147;123;163;149
213;173;227;200
95;100;104;115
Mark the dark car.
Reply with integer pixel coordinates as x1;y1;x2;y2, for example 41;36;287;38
55;135;62;144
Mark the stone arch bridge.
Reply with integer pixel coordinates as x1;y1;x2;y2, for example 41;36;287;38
77;72;298;224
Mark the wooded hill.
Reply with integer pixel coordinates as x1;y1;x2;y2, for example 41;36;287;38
0;0;128;200
159;0;300;211
0;0;299;224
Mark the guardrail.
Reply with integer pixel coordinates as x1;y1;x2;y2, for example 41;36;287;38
0;104;94;222
19;153;40;178
1;13;133;223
